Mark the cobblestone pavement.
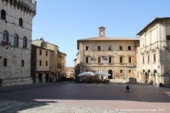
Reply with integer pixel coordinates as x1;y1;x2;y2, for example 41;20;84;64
0;100;126;113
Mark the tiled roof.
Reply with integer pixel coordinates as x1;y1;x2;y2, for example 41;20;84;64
78;37;139;41
137;17;170;35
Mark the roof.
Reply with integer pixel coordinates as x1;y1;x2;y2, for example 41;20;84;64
32;44;54;52
137;17;170;35
47;42;59;48
78;37;139;41
58;51;67;56
77;37;139;49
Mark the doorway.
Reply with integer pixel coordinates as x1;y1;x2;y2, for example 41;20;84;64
46;73;49;83
38;74;42;83
108;70;113;79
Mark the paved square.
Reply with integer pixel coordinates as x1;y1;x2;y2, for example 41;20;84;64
0;82;170;113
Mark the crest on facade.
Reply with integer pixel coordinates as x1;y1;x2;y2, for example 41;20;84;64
90;55;96;63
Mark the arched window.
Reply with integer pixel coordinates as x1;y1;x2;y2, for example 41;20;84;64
1;10;6;20
14;34;19;47
23;36;27;48
19;18;23;27
2;30;9;44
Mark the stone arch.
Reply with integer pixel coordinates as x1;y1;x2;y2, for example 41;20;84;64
5;0;9;4
148;70;150;73
26;8;30;14
13;0;17;8
108;69;114;79
20;3;24;11
17;1;21;10
9;0;13;6
23;5;27;13
154;70;157;76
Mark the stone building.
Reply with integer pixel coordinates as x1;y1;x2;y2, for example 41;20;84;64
65;66;74;78
57;51;66;78
32;38;66;82
31;44;52;83
75;26;139;80
137;17;170;87
0;0;36;86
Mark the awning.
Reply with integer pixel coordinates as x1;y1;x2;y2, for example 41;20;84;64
37;71;51;74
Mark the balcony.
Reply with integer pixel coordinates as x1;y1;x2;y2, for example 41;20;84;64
126;63;136;68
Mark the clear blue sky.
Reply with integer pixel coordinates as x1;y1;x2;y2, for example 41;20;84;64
32;0;170;66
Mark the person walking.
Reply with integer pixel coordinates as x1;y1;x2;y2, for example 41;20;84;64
126;85;130;92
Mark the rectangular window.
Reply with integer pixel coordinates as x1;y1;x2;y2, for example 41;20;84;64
39;50;42;55
98;57;101;63
120;57;123;63
109;57;112;63
39;60;42;66
108;46;112;50
98;46;101;50
153;54;156;62
143;56;144;63
119;46;123;50
148;55;150;63
129;57;131;63
120;70;123;73
86;57;88;63
86;46;89;50
46;61;48;66
166;35;170;40
4;58;7;66
129;70;131;73
21;60;24;67
128;46;131;50
46;51;48;56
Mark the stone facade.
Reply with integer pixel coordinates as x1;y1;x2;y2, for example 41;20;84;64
75;27;139;80
138;17;170;87
65;66;74;78
57;51;66;78
32;38;66;82
0;0;36;86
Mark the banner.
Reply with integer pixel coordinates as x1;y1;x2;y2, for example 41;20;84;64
102;56;108;63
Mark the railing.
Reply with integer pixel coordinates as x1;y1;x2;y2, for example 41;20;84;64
126;63;136;68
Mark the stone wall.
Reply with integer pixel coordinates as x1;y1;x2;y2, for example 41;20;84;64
0;0;36;86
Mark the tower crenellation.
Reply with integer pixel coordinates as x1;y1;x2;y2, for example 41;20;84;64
1;0;36;16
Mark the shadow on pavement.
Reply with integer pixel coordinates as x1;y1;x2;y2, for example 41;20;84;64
0;81;170;113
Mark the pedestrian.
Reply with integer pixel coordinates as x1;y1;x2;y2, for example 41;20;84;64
126;85;130;92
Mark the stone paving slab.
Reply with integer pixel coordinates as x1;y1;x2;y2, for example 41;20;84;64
0;100;127;113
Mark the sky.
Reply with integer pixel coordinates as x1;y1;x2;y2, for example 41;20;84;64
32;0;170;67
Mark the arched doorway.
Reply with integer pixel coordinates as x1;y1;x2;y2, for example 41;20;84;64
108;70;113;79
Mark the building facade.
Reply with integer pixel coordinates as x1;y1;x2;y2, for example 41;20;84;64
65;67;74;78
31;44;52;83
32;38;66;82
138;17;170;87
57;51;66;78
75;27;139;80
0;0;36;86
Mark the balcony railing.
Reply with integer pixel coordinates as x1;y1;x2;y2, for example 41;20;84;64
126;63;136;68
